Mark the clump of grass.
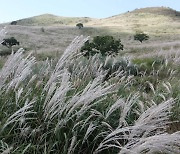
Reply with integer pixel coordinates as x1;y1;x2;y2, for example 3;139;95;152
0;29;180;153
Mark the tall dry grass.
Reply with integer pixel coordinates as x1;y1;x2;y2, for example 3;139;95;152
0;28;180;153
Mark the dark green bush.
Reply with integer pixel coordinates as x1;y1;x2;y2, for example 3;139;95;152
81;35;123;58
134;32;149;43
1;37;19;48
10;21;17;25
76;23;83;29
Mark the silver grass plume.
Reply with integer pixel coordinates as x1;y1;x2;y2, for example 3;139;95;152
0;49;36;91
0;27;6;44
95;98;180;154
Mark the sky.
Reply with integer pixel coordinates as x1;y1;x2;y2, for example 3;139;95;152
0;0;179;23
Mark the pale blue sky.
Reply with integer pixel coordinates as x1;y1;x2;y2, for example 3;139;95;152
0;0;179;23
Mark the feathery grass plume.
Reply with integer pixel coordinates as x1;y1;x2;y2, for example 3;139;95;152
0;32;180;153
82;122;97;144
119;93;139;126
50;73;116;131
0;48;36;91
43;69;71;121
145;81;155;94
6;53;36;91
95;98;180;154
44;36;88;89
105;98;124;119
0;27;6;44
162;81;172;94
0;140;13;154
64;75;114;115
2;99;36;132
68;54;105;86
119;132;180;154
55;36;89;70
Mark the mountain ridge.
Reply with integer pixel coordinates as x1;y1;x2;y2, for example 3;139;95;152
7;7;179;26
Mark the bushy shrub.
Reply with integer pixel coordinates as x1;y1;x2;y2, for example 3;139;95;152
81;35;123;57
134;32;149;43
10;21;17;25
1;37;19;48
76;23;83;29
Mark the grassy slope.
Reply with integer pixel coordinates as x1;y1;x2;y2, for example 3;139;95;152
0;25;112;60
0;7;180;59
89;7;180;39
12;7;180;37
15;14;95;26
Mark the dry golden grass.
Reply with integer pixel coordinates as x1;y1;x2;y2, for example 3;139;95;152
0;7;179;60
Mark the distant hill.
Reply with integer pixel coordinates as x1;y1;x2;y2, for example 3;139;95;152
86;7;180;36
130;7;180;17
8;7;179;27
7;7;179;37
14;14;95;26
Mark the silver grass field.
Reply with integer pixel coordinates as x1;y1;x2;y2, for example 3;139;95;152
0;28;180;154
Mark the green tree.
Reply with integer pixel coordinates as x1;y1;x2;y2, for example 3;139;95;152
76;23;83;29
81;35;123;57
10;21;17;25
1;37;19;48
134;32;149;43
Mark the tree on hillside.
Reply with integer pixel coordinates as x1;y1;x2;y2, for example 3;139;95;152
134;32;149;43
81;35;123;57
10;21;17;25
1;37;19;48
76;23;83;29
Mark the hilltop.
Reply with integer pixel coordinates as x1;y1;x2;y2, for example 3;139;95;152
14;14;95;26
7;7;179;27
130;7;180;16
87;7;180;36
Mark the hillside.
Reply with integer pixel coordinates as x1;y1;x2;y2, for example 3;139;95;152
8;7;180;28
87;7;180;36
0;7;180;59
130;7;180;17
14;14;95;26
8;7;180;37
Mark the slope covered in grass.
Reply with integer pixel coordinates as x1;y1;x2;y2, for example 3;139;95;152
6;7;179;37
0;28;180;153
14;14;95;26
88;7;180;37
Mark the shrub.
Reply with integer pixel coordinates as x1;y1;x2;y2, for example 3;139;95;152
1;37;19;48
134;32;149;43
41;27;45;32
10;21;17;25
76;23;83;29
81;35;123;57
